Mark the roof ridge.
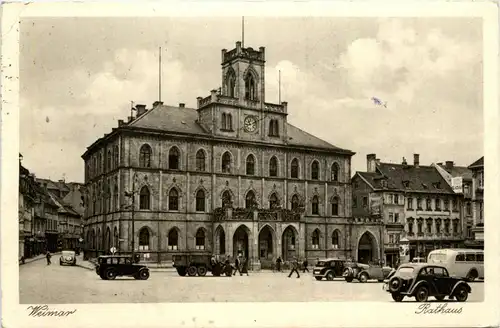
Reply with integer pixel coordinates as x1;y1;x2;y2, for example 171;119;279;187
287;122;347;151
129;104;160;127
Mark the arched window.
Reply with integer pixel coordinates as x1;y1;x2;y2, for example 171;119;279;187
226;70;236;97
246;190;256;208
97;153;102;175
331;163;339;182
114;145;119;168
195;228;205;250
291;158;299;179
312;229;320;249
245;73;257;100
91;229;96;249
105;227;111;250
195;189;205;212
113;227;118;248
97;228;101;250
114;184;118;210
246;154;255;175
222;190;232;207
332;230;340;248
222;151;232;173
268;120;279;137
196;149;206;171
311;161;319;180
139;144;152;168
168;147;180;170
138;227;150;250
269;193;279;209
107;150;112;172
92;157;97;177
169;189;179;211
168;228;178;250
312;195;319;215
221;113;227;130
139;186;150;210
269;156;278;177
331;197;339;216
291;194;299;210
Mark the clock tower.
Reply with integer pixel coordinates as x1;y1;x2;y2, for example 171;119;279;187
196;41;288;144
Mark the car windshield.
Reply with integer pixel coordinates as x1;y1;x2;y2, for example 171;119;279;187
397;266;415;277
315;261;326;267
62;251;74;256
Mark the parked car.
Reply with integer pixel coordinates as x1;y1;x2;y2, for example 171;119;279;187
313;258;346;281
343;262;393;283
95;255;150;280
384;263;471;302
59;250;77;266
172;253;231;276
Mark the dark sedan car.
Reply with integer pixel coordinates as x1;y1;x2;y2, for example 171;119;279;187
95;255;150;280
313;258;346;281
384;263;471;302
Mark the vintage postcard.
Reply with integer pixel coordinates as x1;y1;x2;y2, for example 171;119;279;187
1;1;499;328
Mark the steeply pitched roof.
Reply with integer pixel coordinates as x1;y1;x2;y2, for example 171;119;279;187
437;164;472;180
468;156;484;169
356;162;455;194
127;104;353;153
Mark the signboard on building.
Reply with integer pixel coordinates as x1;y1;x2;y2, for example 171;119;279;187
370;195;382;216
451;177;463;193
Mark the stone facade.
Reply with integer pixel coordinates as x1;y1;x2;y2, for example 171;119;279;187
81;40;383;269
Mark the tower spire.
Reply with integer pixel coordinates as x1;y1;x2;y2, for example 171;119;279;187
242;16;245;48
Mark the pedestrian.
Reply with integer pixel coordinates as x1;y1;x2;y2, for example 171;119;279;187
241;256;249;276
302;258;309;273
46;251;51;265
288;257;300;278
276;256;282;272
233;256;242;276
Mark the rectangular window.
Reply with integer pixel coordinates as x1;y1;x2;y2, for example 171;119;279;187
352;196;357;208
388;212;394;222
394;194;399;204
394;213;399;223
362;197;368;207
426;199;432;211
426;222;432;233
417;198;422;210
408;223;413;234
466;202;472;215
407;197;413;210
435;199;441;211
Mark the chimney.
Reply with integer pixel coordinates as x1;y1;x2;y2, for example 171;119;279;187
136;104;147;116
414;154;420;168
402;157;408;165
118;120;125;127
367;154;376;173
152;101;163;108
128;116;134;123
445;161;454;171
179;103;185;108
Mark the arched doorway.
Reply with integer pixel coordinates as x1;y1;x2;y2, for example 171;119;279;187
233;225;249;259
282;226;297;261
215;225;226;255
358;232;378;264
258;225;275;268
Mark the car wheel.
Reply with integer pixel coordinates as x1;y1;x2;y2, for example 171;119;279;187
176;267;187;276
389;277;402;293
391;293;404;302
315;276;322;281
187;266;197;276
466;270;478;282
105;269;117;280
435;295;445;301
139;269;150;280
415;286;429;302
197;266;207;276
359;273;369;283
326;272;334;281
454;286;469;302
345;277;353;282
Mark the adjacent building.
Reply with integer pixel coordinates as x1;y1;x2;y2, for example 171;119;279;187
19;162;37;259
352;154;465;266
82;40;384;269
467;156;484;249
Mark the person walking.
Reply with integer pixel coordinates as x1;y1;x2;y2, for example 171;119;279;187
302;258;309;273
276;256;282;272
233;256;242;276
288;257;300;278
46;251;52;265
241;256;249;276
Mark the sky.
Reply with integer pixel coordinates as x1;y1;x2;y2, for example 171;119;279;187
19;17;483;183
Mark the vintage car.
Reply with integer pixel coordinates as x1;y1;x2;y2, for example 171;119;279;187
95;255;150;280
343;262;393;283
59;250;77;266
173;253;233;277
313;258;346;281
412;257;426;263
384;263;471;302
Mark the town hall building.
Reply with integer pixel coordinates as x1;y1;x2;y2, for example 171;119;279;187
82;40;382;269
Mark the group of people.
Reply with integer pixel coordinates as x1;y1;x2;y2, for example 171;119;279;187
273;257;312;277
210;253;250;276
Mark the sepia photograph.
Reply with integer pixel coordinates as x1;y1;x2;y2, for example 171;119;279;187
1;2;499;328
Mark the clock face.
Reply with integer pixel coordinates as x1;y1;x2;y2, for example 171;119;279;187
244;116;257;132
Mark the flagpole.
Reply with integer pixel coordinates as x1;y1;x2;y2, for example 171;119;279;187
278;70;281;103
242;16;245;48
159;47;162;102
130;101;134;119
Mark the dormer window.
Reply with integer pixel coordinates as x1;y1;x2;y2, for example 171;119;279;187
381;180;388;188
244;73;257;100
